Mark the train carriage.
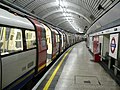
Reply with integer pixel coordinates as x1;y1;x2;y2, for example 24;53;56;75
0;8;37;89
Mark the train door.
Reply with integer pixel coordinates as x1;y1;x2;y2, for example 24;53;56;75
30;19;47;72
52;31;57;60
64;32;67;48
69;35;72;46
58;32;62;54
43;24;52;66
63;33;66;50
55;30;60;56
64;32;69;47
67;34;70;47
59;31;63;53
36;25;47;72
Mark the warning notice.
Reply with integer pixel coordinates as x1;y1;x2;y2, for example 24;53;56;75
109;33;119;59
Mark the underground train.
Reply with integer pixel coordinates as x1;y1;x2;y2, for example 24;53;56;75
0;7;81;90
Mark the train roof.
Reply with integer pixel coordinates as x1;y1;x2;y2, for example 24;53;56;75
0;8;34;30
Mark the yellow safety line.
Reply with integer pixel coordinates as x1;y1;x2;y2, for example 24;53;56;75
52;54;56;60
43;47;73;90
38;64;46;71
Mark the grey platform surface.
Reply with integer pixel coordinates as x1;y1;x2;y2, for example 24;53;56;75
54;42;120;90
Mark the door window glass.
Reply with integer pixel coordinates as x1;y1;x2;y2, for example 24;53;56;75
25;30;36;49
41;28;46;47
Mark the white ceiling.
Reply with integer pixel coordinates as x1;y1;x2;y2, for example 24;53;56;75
4;0;117;33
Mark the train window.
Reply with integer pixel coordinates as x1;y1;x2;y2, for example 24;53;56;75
52;32;54;45
25;30;36;49
16;32;21;40
0;27;3;40
55;34;57;43
56;34;60;43
41;29;46;47
0;27;23;55
42;29;46;39
63;35;66;42
5;28;10;40
58;35;60;42
55;34;59;43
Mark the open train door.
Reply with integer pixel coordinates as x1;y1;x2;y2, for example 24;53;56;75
30;18;47;73
42;24;53;66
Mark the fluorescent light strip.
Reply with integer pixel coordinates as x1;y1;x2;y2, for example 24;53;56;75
56;0;81;32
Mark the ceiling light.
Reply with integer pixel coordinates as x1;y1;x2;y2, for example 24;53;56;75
56;0;82;32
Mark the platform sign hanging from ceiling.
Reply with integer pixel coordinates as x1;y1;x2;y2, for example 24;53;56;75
109;33;119;59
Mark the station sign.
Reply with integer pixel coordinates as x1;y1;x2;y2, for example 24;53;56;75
109;33;119;59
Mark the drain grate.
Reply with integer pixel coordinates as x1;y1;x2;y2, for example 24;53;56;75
84;80;91;83
74;75;101;85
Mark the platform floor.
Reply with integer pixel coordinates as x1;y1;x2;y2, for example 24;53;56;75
35;42;120;90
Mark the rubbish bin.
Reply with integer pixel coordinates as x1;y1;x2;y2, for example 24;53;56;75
94;53;101;62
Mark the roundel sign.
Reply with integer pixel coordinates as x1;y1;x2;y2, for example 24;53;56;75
109;33;119;59
110;37;116;53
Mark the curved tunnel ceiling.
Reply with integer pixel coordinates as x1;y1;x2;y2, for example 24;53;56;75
41;9;91;23
5;0;117;33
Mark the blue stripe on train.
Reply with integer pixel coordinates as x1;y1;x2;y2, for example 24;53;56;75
3;67;35;90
